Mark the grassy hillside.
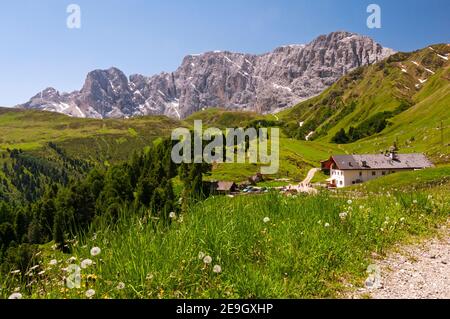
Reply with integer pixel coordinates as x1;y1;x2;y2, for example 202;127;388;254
347;166;450;194
1;45;450;300
0;107;341;185
184;107;265;129
279;44;450;163
2;169;448;299
0;107;181;163
0;108;183;202
1;45;449;189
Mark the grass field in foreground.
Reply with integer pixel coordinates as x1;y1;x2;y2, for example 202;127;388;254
2;175;448;299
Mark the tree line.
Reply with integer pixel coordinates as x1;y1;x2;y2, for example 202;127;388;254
0;137;211;276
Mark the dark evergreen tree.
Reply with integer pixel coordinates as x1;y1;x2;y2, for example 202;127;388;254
332;128;349;144
14;210;28;243
53;210;65;250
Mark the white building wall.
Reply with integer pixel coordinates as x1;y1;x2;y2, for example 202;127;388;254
330;168;407;188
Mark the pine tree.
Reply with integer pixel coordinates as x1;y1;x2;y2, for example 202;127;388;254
53;210;65;250
14;210;28;243
27;215;43;244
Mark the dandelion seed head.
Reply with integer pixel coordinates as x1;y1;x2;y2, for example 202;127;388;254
85;289;96;298
213;265;222;273
339;212;348;220
49;259;58;266
116;282;126;290
324;223;330;227
347;200;353;205
263;217;270;223
198;252;205;260
67;256;77;263
90;247;101;256
8;292;22;300
203;256;212;264
169;212;177;219
81;259;93;269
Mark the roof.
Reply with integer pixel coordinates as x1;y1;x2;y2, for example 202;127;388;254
216;181;237;191
330;153;433;170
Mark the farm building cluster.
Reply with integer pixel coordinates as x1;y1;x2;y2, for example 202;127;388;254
206;146;433;194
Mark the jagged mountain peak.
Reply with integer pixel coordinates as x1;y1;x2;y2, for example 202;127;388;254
18;31;395;119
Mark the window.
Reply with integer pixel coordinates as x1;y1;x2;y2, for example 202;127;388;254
382;171;386;176
339;181;343;185
359;172;362;177
372;171;376;176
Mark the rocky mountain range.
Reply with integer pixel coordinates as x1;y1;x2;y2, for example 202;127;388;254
17;31;395;119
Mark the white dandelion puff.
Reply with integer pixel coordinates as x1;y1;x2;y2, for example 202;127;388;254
169;212;177;219
263;217;270;223
8;292;23;299
213;265;222;273
347;200;353;205
116;282;126;290
67;256;77;263
203;256;212;264
412;200;418;204
90;247;101;256
85;289;96;298
49;259;58;266
81;259;93;269
324;223;330;227
339;212;348;220
198;252;205;260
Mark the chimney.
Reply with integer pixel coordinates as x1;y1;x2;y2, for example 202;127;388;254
389;143;399;161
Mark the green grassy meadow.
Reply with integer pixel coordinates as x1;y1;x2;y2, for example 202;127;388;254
2;169;448;299
1;44;449;299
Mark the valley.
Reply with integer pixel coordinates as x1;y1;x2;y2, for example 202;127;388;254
0;38;449;300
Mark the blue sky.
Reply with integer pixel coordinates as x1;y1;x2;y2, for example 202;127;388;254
0;0;449;106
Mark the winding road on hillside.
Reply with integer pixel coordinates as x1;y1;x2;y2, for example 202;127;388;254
287;168;320;193
302;168;320;185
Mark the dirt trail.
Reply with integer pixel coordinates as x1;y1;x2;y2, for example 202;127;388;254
286;168;320;193
350;224;450;299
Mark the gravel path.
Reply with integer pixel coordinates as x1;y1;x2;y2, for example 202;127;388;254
351;225;450;299
286;168;320;194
